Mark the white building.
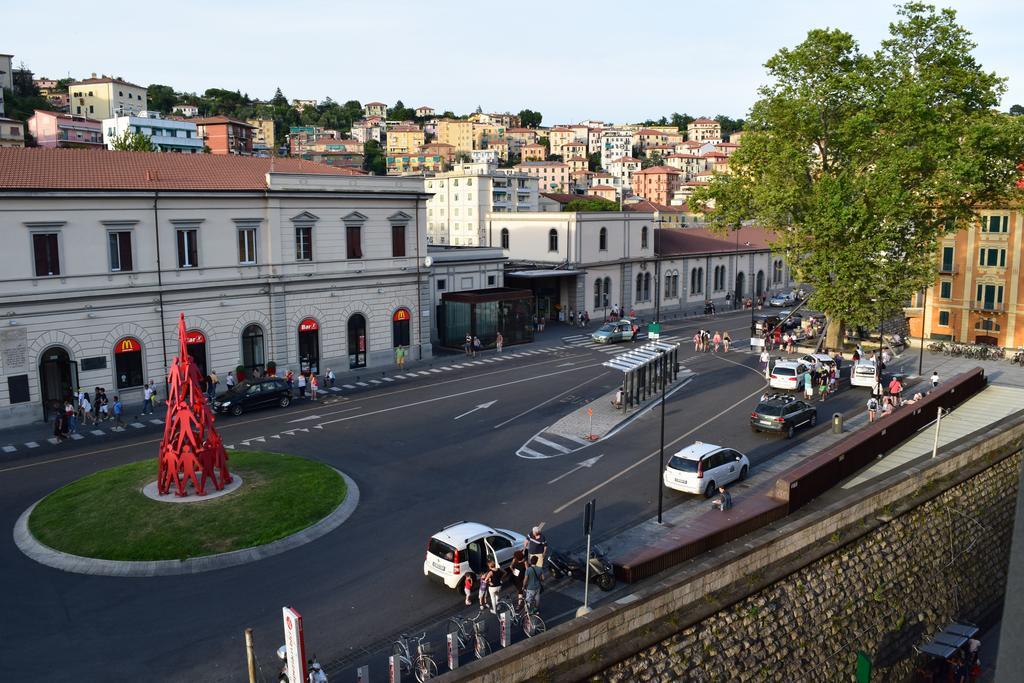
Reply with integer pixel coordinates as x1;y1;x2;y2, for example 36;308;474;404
172;104;199;117
599;130;633;169
425;162;539;247
0;148;432;429
103;111;204;153
470;149;500;165
485;212;790;323
606;156;642;194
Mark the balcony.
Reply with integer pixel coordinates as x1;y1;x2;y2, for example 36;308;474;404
972;302;1005;313
938;263;957;275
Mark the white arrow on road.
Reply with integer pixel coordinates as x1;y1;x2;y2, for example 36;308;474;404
454;400;497;420
548;454;604;484
289;414;323;423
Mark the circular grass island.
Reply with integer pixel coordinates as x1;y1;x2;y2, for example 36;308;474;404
28;451;346;562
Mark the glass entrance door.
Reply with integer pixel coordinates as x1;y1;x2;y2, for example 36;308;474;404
348;314;366;369
39;347;77;422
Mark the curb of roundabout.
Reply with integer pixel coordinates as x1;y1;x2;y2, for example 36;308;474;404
12;469;359;577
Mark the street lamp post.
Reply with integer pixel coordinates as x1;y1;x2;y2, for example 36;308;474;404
657;348;667;525
918;285;928;376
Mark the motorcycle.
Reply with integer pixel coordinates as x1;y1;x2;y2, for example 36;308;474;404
546;547;616;591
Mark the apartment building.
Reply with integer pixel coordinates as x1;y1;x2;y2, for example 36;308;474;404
386;124;425;156
664;153;707;179
194;116;254;155
69;75;148;119
351;118;384;145
606;156;642;193
387;153;446;176
415;106;435;118
514;161;570;193
173;104;199;117
364;101;388;118
485;138;509;161
600;130;633;169
631;165;683;205
687;117;723;143
28;110;104;148
548;127;579;157
521;143;546;162
0;117;24;147
0;54;11;116
247;118;276;155
103;111;204;153
426;162;539;246
437;119;474;154
906;208;1024;347
504;127;538;155
421;142;455;165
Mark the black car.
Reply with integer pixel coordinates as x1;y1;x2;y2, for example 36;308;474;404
212;378;292;416
752;314;782;337
750;394;817;438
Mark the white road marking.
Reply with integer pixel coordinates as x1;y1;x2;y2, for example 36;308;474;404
533;436;571;453
370;379;383;384
382;377;395;382
90;430;105;436
69;433;84;440
517;446;549;459
547;454;604;484
356;382;370;387
553;383;767;515
149;419;163;425
453;400;498;420
343;384;357;389
428;369;442;374
440;366;455;371
329;387;342;392
47;437;60;445
2;445;16;453
494;374;606;430
25;442;39;448
130;422;145;428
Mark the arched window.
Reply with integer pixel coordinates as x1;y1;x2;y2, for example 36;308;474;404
501;228;509;249
643;272;651;301
593;279;602;308
636;273;644;303
348;314;367;368
599;227;607;251
548;228;558;252
756;270;765;297
691;268;698;294
241;324;265;375
672;274;680;298
392;308;411;347
665;273;672;299
641;226;649;249
602;277;611;307
773;259;783;284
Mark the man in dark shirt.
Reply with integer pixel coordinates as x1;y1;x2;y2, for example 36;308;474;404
524;526;548;569
712;486;733;511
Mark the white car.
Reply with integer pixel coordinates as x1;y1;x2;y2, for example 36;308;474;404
850;360;878;388
769;360;808;391
423;521;527;589
769;292;796;307
663;442;749;497
799;353;837;373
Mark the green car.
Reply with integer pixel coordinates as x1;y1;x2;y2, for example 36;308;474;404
591;319;636;344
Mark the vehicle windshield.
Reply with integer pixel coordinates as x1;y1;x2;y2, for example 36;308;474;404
598;323;615;332
755;403;785;416
668;456;699;473
774;367;796;376
228;381;250;393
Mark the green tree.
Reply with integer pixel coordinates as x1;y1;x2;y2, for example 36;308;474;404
671;112;693;132
518;109;543;128
714;115;745;137
1011;104;1024;116
109;129;156;151
390;100;416;121
564;197;619;212
691;2;1024;348
588;151;602;171
271;88;288;107
147;84;178;113
363;140;387;175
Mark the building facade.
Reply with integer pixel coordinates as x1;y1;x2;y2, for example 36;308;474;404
0;117;25;147
247;117;276;155
364;102;388;118
514;161;570;193
687;117;723;143
0;148;431;429
631;165;683;205
28;110;104;148
194;116;254;155
906;208;1024;347
600;130;633;169
521;143;546;162
69;76;148;119
386;124;425;156
426;162;540;246
103;111;204;153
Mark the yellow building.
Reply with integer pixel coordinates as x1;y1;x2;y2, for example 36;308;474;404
69;76;147;119
437;119;474;154
247;118;276;153
521;143;546;162
472;123;505;151
387;153;445;176
486;138;509;161
548;127;578;157
386;124;425;156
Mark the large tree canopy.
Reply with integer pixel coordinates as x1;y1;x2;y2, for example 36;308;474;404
692;2;1024;345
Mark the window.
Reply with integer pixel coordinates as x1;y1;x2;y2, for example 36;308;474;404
939;281;952;299
501;228;509;249
108;231;133;272
114;337;144;388
938;311;950;326
641;226;649;249
391;223;407;257
346;224;363;259
665;273;672;299
941;246;954;272
177;229;198;268
594;280;602;308
982;214;1009;233
772;259;783;284
487;275;496;286
295;226;313;261
241;324;265;374
599;227;607;250
979;248;1006;268
672;274;679;298
237;227;257;264
437;278;447;291
548;228;558;252
392;308;411;347
976;284;1004;308
32;233;61;276
690;267;703;294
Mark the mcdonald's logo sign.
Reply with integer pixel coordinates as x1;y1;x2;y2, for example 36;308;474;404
115;337;141;354
393;309;410;322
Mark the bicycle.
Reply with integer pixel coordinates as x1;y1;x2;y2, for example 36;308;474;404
447;612;491;660
494;594;546;638
391;632;438;681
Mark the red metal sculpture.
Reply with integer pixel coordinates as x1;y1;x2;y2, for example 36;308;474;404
157;314;231;496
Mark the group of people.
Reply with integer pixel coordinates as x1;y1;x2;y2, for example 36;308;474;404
463;333;503;357
605;306;635;322
802;362;840;402
52;383;155;441
463;526;548;615
693;329;732;353
565;310;591;328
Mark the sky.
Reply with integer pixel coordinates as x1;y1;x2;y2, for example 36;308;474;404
6;0;1023;124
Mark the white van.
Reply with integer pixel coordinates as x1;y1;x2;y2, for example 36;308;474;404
851;361;878;388
663;442;750;497
769;360;808;391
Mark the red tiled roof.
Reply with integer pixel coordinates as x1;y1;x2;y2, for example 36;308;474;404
540;192;580;204
655;225;771;256
690;117;717;125
634;165;681;175
365;102;388;107
623;199;686;213
0;148;364;192
589;185;616;190
702;151;729;158
71;76;144;89
610;156;641;164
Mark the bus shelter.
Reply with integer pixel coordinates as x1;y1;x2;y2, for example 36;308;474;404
603;341;681;411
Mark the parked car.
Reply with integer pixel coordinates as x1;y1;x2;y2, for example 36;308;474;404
777;310;803;331
662;442;749;497
799;353;837;373
851;360;879;388
592;319;636;344
211;378;291;416
750;394;818;438
423;521;527;589
752;314;782;338
769;360;809;391
769;291;796;307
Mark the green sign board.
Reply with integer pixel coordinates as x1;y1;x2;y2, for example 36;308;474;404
648;322;661;340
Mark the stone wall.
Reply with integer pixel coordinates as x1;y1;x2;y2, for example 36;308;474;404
593;452;1019;683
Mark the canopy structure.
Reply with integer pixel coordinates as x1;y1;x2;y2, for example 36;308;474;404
603;341;681;410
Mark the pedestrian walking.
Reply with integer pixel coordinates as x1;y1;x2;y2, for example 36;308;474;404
508;550;527;598
465;334;473;356
64;400;77;434
760;349;771;377
523;556;544;611
693;332;702;353
80;392;94;427
495;332;504;354
395;345;406;369
286;369;294;395
524;525;548;569
818;372;828;401
803;369;815;401
723;331;731;353
713;331;722;353
630;322;639;343
888;376;903;406
931;370;940;388
208;370;219;401
297;372;307;399
867;396;879;422
140;382;154;416
225;370;236;389
309;373;319;401
472;336;482;357
97;390;110;422
478;566;491;611
53;405;67;442
327;368;336;387
582;311;590;327
112;396;125;428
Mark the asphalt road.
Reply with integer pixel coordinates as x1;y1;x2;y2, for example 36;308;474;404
0;309;869;682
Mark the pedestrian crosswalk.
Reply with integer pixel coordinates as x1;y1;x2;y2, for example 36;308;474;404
561;333;683;355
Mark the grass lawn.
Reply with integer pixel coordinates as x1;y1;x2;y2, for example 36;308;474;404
29;451;346;561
